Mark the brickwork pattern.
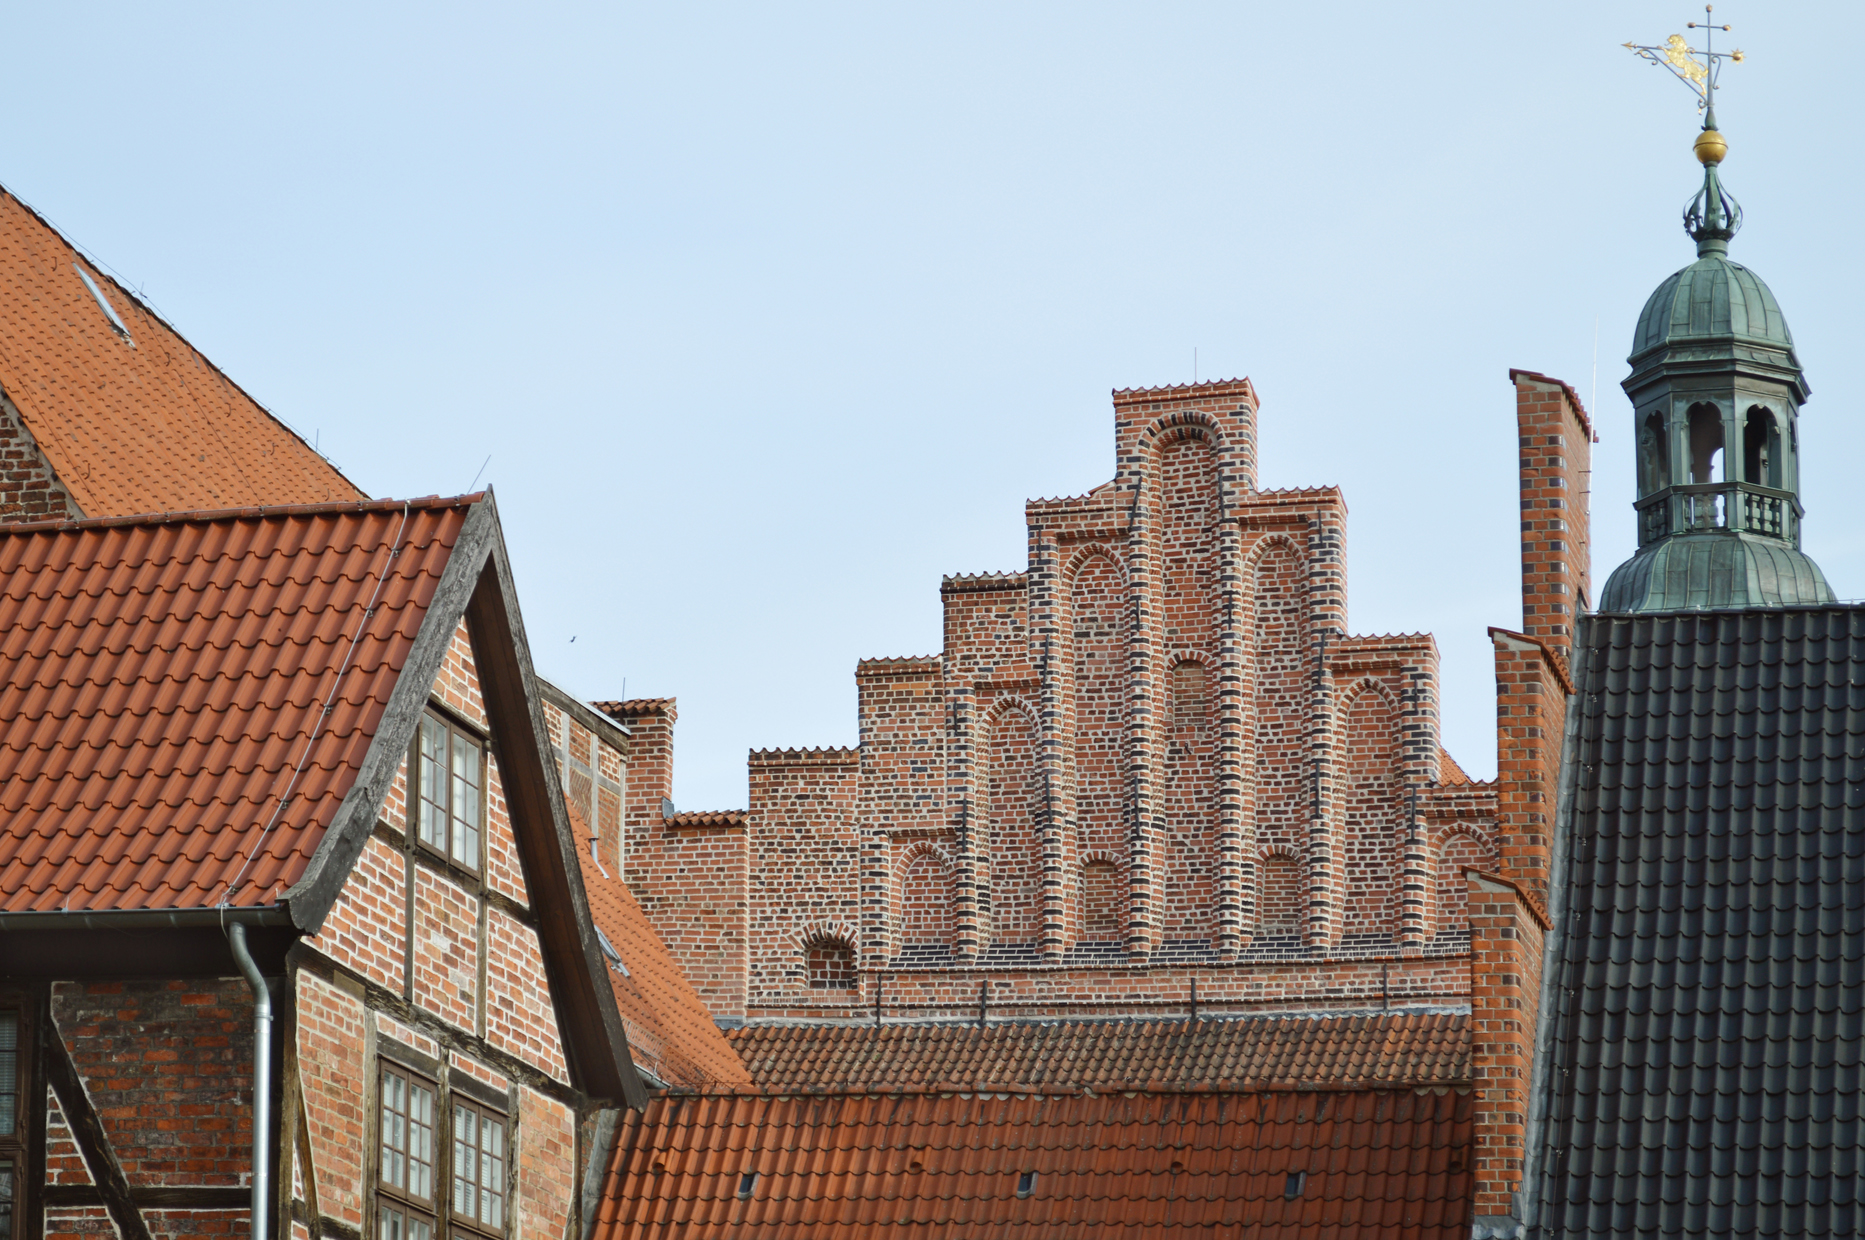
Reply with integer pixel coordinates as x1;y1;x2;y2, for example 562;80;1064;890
412;868;478;1031
485;907;569;1081
1513;372;1594;648
1466;873;1547;1216
302;833;408;993
295;971;367;1229
516;1087;575;1240
43;1089;90;1186
53;980;252;1187
564;382;1520;1024
0;392;78;524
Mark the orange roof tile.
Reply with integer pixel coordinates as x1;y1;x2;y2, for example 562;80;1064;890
0;496;474;912
595;1086;1473;1239
573;808;753;1090
0;187;363;516
728;1014;1468;1092
1437;751;1472;785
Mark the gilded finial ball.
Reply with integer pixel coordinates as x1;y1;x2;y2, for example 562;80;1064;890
1695;127;1728;165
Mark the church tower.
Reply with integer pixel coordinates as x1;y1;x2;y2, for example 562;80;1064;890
1601;85;1834;609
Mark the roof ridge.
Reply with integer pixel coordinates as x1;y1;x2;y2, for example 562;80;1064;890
0;493;483;537
655;1081;1468;1099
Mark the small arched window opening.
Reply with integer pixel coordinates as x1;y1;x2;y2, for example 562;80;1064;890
1638;410;1670;493
1743;406;1781;488
805;938;856;990
1687;403;1725;484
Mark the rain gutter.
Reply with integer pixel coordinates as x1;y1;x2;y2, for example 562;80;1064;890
0;906;292;930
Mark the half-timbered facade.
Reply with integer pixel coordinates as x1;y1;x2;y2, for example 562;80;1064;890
0;495;645;1240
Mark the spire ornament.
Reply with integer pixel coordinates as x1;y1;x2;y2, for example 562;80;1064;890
1627;7;1748;256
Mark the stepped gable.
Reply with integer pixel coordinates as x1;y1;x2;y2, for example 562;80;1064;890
728;1013;1469;1092
0;495;475;912
1534;607;1865;1239
572;799;753;1090
593;1086;1473;1240
0;185;363;517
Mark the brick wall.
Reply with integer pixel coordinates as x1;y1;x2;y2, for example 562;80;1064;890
0;389;78;524
1466;871;1549;1223
53;980;253;1187
573;381;1508;1025
1489;628;1572;900
296;971;367;1229
1512;370;1594;651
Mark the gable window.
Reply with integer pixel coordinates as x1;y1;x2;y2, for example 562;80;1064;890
378;1062;438;1240
0;1006;25;1240
451;1097;507;1236
416;711;484;870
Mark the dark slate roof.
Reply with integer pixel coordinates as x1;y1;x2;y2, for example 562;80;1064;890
1534;608;1864;1240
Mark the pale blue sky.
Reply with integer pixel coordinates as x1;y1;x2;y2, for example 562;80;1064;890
3;4;1858;807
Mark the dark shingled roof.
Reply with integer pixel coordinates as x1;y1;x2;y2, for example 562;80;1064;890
1533;608;1865;1240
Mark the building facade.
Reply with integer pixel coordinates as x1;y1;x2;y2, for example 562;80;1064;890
593;373;1590;1032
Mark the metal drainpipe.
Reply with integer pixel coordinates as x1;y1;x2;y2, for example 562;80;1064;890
228;923;272;1240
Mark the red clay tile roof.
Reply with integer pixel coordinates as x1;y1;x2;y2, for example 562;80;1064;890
728;1014;1469;1092
0;187;363;516
664;810;748;829
0;496;474;912
1437;751;1472;785
572;808;753;1090
594;1086;1473;1239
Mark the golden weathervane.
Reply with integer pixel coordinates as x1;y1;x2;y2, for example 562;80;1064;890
1626;6;1745;164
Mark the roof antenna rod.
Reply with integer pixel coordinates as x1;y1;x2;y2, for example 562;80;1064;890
468;453;491;493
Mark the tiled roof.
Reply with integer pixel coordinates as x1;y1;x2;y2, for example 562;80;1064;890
572;805;752;1090
1535;608;1865;1239
595;698;675;719
594;1086;1473;1239
0;497;472;912
0;187;363;515
1436;751;1472;785
665;810;748;829
728;1014;1468;1092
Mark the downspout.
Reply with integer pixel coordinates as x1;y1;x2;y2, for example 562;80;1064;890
228;922;272;1240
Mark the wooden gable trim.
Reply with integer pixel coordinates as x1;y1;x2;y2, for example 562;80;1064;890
462;493;647;1109
283;492;645;1108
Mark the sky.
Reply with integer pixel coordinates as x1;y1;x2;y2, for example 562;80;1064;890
2;3;1859;808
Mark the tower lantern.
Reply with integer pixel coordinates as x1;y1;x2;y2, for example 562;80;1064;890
1602;10;1833;610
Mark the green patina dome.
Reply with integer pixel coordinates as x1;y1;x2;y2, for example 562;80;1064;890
1630;254;1796;363
1600;532;1834;612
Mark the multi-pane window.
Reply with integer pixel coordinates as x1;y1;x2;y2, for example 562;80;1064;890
378;1063;437;1240
376;1059;508;1240
450;1098;506;1236
416;712;483;870
0;1008;22;1240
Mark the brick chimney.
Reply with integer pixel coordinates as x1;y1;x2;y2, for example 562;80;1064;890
1511;370;1593;651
